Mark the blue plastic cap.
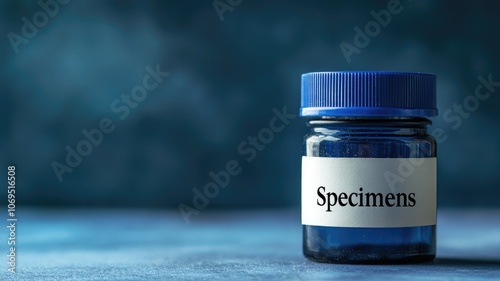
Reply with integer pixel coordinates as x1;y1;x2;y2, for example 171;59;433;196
300;71;437;118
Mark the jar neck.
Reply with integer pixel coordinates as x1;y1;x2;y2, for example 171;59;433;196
307;117;431;136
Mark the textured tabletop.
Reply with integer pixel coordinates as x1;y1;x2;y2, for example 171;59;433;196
2;208;500;280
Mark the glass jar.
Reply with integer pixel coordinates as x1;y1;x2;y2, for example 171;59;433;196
300;72;437;263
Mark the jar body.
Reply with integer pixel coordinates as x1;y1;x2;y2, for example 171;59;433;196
302;118;436;263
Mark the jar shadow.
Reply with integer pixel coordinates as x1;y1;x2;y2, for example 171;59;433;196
430;257;500;269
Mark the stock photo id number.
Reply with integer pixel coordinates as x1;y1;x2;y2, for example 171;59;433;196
300;72;437;263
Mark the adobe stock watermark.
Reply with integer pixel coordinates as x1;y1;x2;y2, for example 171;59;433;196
7;0;70;54
178;106;297;224
433;74;500;142
339;0;410;64
384;73;500;188
7;166;17;273
213;0;243;22
51;64;170;183
384;145;432;195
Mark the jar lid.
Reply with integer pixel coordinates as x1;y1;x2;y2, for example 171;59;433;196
300;71;437;118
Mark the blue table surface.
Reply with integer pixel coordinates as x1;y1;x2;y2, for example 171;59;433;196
1;208;499;281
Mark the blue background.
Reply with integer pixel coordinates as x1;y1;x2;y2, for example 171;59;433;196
1;0;500;209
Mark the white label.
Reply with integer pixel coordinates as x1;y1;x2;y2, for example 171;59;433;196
302;156;436;228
